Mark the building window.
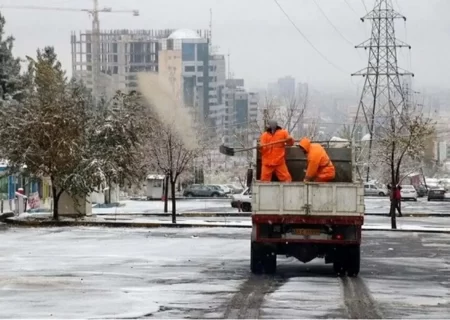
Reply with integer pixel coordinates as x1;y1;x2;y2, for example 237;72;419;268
197;66;204;72
185;66;195;72
197;43;208;61
182;43;196;61
198;77;203;83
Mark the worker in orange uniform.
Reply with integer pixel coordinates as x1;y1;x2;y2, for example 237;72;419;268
260;120;294;182
298;137;335;182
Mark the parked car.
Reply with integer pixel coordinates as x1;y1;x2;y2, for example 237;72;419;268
183;185;226;198
218;185;232;195
364;183;388;196
427;187;447;201
226;184;243;194
205;185;230;196
228;185;244;194
415;184;428;197
400;185;418;201
230;187;251;212
208;184;232;195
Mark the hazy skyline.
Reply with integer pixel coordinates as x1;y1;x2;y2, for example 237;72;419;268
1;0;450;93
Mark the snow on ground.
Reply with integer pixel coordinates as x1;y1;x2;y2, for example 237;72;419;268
0;227;246;319
93;199;231;214
90;197;450;215
95;214;450;232
362;232;450;319
261;266;344;318
0;228;449;319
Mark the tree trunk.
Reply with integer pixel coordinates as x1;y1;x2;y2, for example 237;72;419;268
105;177;111;205
171;180;176;223
163;175;169;213
390;199;397;229
51;184;59;221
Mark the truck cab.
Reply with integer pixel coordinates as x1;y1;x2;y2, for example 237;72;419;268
250;141;364;276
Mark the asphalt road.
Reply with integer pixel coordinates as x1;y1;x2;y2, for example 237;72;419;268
97;214;450;230
0;227;448;318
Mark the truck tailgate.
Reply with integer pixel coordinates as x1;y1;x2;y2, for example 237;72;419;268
252;182;364;216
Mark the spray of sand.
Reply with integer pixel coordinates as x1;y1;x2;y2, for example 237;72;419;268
137;73;198;150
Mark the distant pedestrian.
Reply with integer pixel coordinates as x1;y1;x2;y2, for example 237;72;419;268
393;185;402;217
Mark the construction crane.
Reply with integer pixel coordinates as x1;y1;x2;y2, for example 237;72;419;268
0;1;139;103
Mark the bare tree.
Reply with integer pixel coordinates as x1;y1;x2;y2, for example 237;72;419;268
255;87;309;136
144;117;208;223
371;108;435;229
337;124;353;140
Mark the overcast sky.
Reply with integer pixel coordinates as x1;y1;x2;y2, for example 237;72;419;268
1;0;449;92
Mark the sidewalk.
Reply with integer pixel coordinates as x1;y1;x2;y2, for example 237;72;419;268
4;213;450;233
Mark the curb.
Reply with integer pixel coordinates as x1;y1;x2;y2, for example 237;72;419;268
128;197;231;201
365;212;450;217
3;218;251;229
98;212;253;217
93;212;450;218
4;218;450;234
4;211;450;218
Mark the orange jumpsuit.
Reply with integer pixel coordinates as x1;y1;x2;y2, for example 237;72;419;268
260;127;294;182
299;137;335;182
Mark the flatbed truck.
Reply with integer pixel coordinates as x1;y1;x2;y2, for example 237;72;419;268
250;142;364;276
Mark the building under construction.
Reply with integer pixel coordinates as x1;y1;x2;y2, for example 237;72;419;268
71;29;211;98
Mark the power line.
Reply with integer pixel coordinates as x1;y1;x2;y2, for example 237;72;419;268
272;0;347;74
361;0;368;13
343;0;358;15
312;0;354;47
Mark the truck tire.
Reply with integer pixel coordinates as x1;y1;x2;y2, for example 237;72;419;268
250;242;277;275
250;242;264;274
346;245;361;277
242;203;251;212
333;259;345;277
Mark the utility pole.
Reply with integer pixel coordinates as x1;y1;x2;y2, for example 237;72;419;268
351;0;413;182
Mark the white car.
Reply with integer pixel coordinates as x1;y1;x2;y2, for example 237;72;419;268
364;183;388;196
230;187;252;212
400;185;418;201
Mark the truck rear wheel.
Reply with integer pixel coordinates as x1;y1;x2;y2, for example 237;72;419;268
333;258;345;276
250;242;276;274
242;203;251;212
333;246;360;277
345;245;360;277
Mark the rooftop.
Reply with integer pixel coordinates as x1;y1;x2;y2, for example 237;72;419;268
168;29;201;40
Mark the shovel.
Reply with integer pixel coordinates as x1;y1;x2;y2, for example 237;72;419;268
219;138;291;156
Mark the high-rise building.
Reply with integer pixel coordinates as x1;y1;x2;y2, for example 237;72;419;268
71;29;175;97
277;76;296;98
210;79;259;145
158;29;225;122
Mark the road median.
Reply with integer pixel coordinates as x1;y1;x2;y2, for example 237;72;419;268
4;216;450;233
92;212;450;218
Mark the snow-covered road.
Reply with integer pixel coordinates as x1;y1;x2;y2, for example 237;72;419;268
0;227;448;318
92;197;450;215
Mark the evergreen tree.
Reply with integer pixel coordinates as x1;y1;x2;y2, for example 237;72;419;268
0;12;22;102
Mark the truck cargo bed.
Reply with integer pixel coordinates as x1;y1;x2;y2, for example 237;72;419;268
252;182;364;216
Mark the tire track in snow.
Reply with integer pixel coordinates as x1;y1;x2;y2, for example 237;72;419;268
341;277;383;319
223;275;286;319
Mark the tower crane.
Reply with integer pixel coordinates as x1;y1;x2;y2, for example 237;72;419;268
0;1;139;103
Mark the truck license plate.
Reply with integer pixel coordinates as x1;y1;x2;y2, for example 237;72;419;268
292;229;321;236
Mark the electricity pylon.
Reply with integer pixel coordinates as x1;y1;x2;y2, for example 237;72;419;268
351;0;413;181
